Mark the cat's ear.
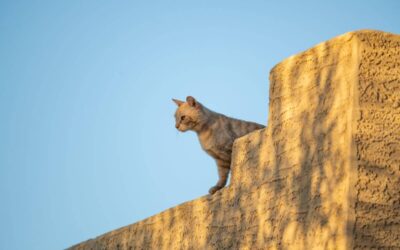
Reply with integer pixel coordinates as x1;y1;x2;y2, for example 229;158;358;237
172;98;184;107
186;96;197;107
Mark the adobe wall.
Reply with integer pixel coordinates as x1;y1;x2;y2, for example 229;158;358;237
68;30;400;250
353;31;400;249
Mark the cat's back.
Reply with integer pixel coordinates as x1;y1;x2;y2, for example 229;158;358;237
197;107;264;150
197;108;265;163
217;114;265;140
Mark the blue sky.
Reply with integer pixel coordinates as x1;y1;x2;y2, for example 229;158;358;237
0;1;399;249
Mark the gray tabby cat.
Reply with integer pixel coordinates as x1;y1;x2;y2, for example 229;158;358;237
173;96;265;194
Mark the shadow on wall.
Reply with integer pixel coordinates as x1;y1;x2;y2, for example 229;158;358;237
69;31;400;250
201;41;352;249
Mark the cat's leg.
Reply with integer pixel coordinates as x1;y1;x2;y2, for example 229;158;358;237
209;161;230;195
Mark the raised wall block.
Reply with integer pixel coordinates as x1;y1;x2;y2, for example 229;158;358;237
69;30;400;250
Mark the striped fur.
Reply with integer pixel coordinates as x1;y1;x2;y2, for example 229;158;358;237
173;96;265;194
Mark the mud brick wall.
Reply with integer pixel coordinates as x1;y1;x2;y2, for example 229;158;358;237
69;30;400;250
353;31;400;249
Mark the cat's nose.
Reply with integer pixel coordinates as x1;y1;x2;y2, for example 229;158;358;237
175;124;179;129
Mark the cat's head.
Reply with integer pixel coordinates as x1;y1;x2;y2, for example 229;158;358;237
172;96;204;132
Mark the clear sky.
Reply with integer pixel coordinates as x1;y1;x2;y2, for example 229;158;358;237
0;1;399;249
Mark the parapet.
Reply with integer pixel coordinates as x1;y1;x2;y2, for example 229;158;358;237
69;30;400;250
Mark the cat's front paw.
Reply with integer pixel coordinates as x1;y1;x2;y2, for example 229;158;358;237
208;185;223;195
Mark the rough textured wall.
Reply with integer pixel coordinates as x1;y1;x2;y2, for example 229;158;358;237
353;31;400;249
230;32;360;249
68;30;400;250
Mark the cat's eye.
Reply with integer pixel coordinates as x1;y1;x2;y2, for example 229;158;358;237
181;115;186;121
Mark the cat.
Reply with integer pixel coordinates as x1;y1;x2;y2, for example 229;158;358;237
173;96;265;194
